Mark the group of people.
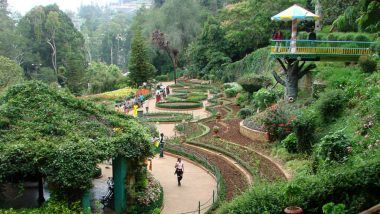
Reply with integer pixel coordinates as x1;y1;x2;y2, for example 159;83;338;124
272;27;317;52
155;85;170;103
115;92;151;115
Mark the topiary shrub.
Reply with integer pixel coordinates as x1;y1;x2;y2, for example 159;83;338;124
358;55;377;73
316;90;347;123
225;88;238;98
282;133;298;153
238;108;253;119
251;88;277;111
237;74;271;93
315;131;352;163
156;101;203;109
354;34;370;42
292;112;317;153
155;75;168;81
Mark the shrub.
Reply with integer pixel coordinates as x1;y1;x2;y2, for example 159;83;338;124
225;88;238;98
316;90;347;123
236;92;249;106
155;101;203;109
238;108;253;119
282;133;298;153
292;112;317;153
315;131;352;163
262;104;293;141
237;74;271;93
358;55;377;73
322;202;346;214
251;88;277;111
155;75;168;81
354;34;370;42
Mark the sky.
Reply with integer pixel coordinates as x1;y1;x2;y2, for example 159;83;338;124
7;0;115;14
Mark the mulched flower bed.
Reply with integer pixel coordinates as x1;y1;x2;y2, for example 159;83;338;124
181;144;249;200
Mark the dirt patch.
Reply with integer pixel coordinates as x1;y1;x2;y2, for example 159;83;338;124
179;144;248;200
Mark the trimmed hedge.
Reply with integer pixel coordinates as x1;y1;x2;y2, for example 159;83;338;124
217;151;380;214
156;101;203;109
142;112;193;122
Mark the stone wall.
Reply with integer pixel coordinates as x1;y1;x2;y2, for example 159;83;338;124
239;121;269;143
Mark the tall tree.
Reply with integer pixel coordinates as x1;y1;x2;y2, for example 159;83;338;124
0;56;24;92
45;11;60;74
152;29;179;84
128;29;155;86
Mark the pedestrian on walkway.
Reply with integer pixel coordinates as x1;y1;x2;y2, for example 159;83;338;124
175;158;184;186
144;100;149;113
159;133;165;158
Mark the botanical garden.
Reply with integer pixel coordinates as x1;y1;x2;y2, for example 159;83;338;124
0;0;379;213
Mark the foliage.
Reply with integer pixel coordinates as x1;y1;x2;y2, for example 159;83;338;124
316;90;347;123
217;150;380;213
261;104;294;141
17;5;86;94
238;108;253;119
0;56;23;92
0;82;153;200
292;111;317;153
0;200;83;214
320;0;359;25
128;28;156;86
84;87;137;101
357;0;380;33
156;101;203;109
251;88;277;111
322;202;346;214
282;133;298;154
134;173;163;214
142;112;192;122
358;55;377;73
224;88;238;98
84;62;123;94
236;92;249;106
315;131;353;163
238;74;271;94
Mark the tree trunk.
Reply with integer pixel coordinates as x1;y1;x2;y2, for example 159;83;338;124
315;0;322;32
37;175;45;206
285;61;300;99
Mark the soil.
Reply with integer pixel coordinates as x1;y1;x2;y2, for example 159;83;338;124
171;144;248;200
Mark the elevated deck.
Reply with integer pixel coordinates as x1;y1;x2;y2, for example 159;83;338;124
270;40;375;61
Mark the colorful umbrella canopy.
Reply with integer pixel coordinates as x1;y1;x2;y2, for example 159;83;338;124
271;4;319;21
271;4;319;53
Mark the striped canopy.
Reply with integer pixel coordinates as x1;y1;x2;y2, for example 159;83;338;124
271;4;319;21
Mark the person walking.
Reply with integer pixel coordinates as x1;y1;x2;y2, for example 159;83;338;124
159;133;165;158
175;158;184;186
144;100;149;113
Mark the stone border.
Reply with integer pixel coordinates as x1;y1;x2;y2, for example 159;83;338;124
239;120;269;144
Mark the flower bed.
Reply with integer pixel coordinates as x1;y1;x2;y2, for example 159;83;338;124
156;101;203;109
135;173;163;213
85;87;137;100
142;112;193;122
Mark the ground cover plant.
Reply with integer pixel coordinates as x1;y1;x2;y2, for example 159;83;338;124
141;112;193;122
156;101;203;109
0;82;154;203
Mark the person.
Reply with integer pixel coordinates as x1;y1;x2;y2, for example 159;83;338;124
144;100;149;113
175;158;184;186
166;86;170;95
159;133;165;158
308;28;316;40
123;103;128;114
273;29;283;52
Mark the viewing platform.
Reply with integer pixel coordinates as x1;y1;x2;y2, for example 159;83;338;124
270;40;375;61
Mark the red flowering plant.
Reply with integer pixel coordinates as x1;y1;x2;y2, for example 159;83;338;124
261;103;296;141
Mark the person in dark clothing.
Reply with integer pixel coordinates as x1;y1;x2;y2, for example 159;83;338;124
308;28;316;40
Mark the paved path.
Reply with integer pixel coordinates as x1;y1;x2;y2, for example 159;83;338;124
151;154;217;214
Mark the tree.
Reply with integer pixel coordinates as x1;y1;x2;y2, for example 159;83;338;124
272;59;316;101
45;11;60;74
0;56;24;92
128;29;155;86
152;29;179;84
85;62;123;94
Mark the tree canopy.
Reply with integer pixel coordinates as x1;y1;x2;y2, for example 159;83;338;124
0;56;24;92
0;81;153;199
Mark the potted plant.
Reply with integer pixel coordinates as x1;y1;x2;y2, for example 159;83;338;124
213;126;220;137
284;183;303;214
216;112;222;120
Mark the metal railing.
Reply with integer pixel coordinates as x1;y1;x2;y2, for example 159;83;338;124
165;144;224;214
270;39;374;56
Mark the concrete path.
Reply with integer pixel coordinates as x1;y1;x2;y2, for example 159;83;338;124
151;154;217;214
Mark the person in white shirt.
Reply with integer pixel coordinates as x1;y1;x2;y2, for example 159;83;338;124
143;101;149;113
175;158;184;186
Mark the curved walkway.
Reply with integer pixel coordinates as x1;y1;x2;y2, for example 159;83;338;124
151;153;216;214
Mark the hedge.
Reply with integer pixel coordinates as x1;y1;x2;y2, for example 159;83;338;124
155;101;203;109
142;112;193;122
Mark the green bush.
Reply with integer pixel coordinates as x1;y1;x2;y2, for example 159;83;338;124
251;88;277;111
237;74;271;93
156;101;203;109
322;202;346;214
155;75;168;81
238;108;253;119
354;34;371;42
292;112;317;153
236;92;249;106
315;131;352;163
316;90;347;123
225;88;238;98
282;133;298;154
358;55;377;73
261;104;292;141
217;152;380;213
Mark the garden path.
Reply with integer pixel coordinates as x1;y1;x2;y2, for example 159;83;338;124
151;153;217;214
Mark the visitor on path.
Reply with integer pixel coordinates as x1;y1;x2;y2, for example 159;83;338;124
159;133;165;158
144;100;149;113
166;86;170;95
123;103;128;114
175;158;184;186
